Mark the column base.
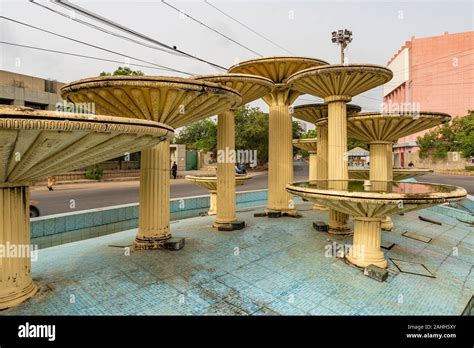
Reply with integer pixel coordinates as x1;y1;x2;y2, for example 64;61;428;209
0;281;38;310
214;220;246;231
346;253;388;269
381;216;394;231
328;209;352;235
346;217;388;269
133;234;172;250
328;225;353;235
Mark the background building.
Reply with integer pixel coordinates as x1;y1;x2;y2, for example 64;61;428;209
383;31;473;167
0;70;64;109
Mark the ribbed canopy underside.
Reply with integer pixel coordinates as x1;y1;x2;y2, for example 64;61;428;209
287;64;393;98
61;76;242;129
315;112;451;142
0;106;172;183
228;57;328;84
193;74;274;106
292;103;361;124
292;138;317;152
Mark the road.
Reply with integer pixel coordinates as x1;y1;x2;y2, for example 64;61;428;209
31;163;473;216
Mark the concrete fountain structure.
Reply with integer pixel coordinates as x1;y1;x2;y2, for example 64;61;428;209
285;64;466;270
193;73;273;230
0;105;173;309
315;111;451;230
287;179;467;268
287;64;393;234
228;57;328;217
61;76;241;250
292;103;361;191
293;137;433;182
185;173;251;217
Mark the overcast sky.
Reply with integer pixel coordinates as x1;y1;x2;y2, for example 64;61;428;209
0;0;472;115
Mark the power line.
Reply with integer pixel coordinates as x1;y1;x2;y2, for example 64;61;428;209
54;0;227;70
161;0;263;57
203;0;294;55
0;16;194;76
29;0;186;58
0;41;180;73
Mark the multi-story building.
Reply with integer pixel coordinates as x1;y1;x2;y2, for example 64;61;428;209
383;31;473;166
0;70;64;110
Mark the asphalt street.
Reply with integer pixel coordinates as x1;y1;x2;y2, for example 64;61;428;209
31;162;473;216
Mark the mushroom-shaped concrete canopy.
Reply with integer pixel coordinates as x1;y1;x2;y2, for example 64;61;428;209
292;103;361;124
286;64;393;99
185;174;251;215
0;105;173;309
193;73;274;106
315;112;451;141
0;106;173;183
185;173;251;191
343;112;451;142
286;179;467;268
228;56;329;105
228;56;329;84
60;76;242;128
293;138;317;153
286;180;467;218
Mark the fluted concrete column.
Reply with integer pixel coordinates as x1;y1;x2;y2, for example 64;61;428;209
370;141;394;231
209;190;217;216
134;140;171;250
215;111;237;225
308;151;317;181
316;125;328;181
326;96;351;234
0;185;38;309
370;142;393;181
315;125;329;210
346;217;387;268
267;104;295;213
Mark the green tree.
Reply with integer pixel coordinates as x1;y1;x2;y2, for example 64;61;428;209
418;111;474;159
348;138;368;150
235;105;305;164
301;129;317;139
174;118;217;152
100;66;144;76
235;106;269;164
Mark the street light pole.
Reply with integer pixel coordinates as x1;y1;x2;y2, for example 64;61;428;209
332;29;353;64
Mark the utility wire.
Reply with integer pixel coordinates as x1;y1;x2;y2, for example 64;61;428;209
203;0;294;55
0;16;193;76
0;41;181;73
161;0;263;57
29;0;186;58
54;0;227;70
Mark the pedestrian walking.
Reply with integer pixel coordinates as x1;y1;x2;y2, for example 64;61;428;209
171;161;178;179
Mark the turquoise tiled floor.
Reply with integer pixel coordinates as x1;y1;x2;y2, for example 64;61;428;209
2;201;473;316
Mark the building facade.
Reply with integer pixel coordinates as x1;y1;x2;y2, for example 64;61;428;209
383;31;473;167
0;70;65;110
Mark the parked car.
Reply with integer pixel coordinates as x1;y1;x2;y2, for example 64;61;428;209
30;200;40;218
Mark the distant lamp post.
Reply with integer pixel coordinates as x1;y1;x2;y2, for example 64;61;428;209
331;29;353;64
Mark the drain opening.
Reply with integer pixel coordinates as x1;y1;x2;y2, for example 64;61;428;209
402;231;432;243
390;258;436;278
